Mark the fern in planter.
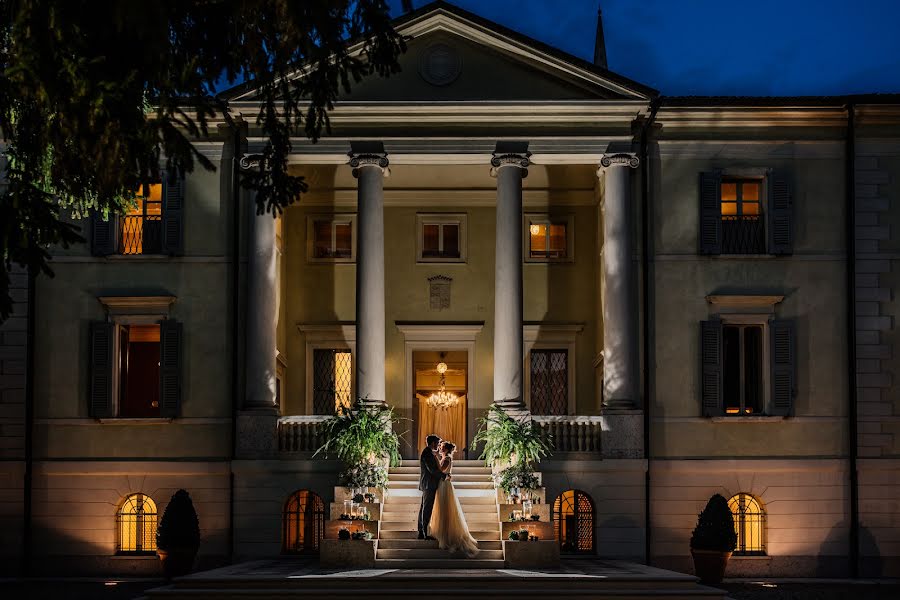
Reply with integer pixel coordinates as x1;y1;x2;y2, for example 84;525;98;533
315;402;404;467
690;494;737;552
472;404;552;468
157;489;201;552
495;461;540;494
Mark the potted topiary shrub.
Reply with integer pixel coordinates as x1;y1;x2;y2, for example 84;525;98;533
690;494;737;584
156;489;200;579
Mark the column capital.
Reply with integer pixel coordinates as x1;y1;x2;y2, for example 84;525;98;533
348;152;390;178
598;153;640;174
490;141;531;178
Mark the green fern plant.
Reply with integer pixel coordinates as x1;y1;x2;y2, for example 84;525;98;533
472;404;552;468
314;402;404;468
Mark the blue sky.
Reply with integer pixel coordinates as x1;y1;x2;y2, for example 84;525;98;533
390;0;900;96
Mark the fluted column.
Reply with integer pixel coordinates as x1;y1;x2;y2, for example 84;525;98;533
491;144;530;411
244;162;278;412
599;153;640;409
350;144;390;407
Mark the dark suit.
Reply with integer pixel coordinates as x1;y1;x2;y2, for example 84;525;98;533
417;446;446;537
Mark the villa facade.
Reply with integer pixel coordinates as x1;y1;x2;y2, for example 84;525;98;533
1;1;899;578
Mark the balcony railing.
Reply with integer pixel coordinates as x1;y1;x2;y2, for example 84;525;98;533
119;215;162;255
533;416;602;453
277;415;330;453
721;215;765;254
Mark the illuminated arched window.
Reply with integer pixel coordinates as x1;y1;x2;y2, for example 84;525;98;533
552;489;594;554
117;493;157;554
728;493;766;555
283;490;326;554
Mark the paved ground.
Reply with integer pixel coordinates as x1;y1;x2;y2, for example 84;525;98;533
0;579;164;600
721;580;900;600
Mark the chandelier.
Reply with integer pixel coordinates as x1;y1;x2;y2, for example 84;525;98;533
427;354;460;410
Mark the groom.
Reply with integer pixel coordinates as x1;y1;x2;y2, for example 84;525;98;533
417;434;448;540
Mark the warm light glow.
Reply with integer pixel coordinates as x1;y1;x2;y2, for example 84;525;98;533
117;493;157;554
427;360;459;410
529;223;541;235
335;352;352;411
436;361;448;374
728;493;766;555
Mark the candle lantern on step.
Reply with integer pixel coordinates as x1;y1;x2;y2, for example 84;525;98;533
343;500;353;518
522;499;533;520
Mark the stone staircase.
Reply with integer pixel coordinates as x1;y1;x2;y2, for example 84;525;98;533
375;459;505;568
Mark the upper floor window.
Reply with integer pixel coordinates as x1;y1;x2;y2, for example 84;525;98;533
525;215;574;262
312;349;352;414
308;215;356;262
529;349;568;415
120;183;163;254
700;313;795;418
417;214;466;263
91;172;185;257
699;171;792;256
91;297;182;419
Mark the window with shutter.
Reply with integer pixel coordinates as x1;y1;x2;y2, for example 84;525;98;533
89;321;115;417
91;212;118;256
769;320;796;416
700;320;723;416
162;171;185;256
159;320;182;418
767;171;794;255
698;172;722;255
722;324;764;415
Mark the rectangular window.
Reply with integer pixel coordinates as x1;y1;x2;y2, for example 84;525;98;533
720;178;765;254
117;324;161;418
307;215;356;262
525;215;573;262
722;324;764;415
417;214;466;262
530;349;568;415
312;349;352;414
119;183;163;255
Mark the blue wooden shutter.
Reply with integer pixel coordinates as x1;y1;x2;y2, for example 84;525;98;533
159;319;183;418
698;172;722;254
91;211;118;256
700;320;723;417
769;320;796;416
767;170;793;255
89;321;114;418
162;170;185;256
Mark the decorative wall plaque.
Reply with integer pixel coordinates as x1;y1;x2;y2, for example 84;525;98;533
418;43;461;86
428;275;452;310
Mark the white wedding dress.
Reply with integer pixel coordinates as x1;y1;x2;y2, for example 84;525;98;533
429;457;479;557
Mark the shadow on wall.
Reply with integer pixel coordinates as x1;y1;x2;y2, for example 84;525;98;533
816;520;875;578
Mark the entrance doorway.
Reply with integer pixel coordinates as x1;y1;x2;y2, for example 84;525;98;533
414;350;467;454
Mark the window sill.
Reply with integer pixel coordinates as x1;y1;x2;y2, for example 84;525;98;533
98;418;174;424
106;254;170;260
730;554;771;560
710;416;786;423
112;554;158;559
416;259;467;264
710;254;776;259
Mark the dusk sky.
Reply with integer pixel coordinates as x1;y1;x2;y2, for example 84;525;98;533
390;0;900;96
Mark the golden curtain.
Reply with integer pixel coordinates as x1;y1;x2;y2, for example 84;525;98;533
416;393;466;452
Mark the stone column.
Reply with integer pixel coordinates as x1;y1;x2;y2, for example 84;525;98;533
244;171;278;413
349;145;390;407
491;144;530;411
599;153;640;409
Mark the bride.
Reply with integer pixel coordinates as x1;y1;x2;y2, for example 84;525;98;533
429;441;479;557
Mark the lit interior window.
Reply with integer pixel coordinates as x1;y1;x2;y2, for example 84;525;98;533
117;493;157;554
529;221;567;259
121;183;163;255
728;493;767;555
334;351;352;411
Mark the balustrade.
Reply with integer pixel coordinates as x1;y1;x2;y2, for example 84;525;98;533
277;415;330;453
533;416;602;453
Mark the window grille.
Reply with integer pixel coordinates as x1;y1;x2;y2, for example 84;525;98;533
728;493;767;555
720;179;765;254
530;350;567;415
119;184;163;255
313;349;352;414
116;493;157;554
283;490;326;554
553;489;594;554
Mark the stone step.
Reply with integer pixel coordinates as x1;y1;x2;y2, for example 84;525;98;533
375;539;503;551
380;520;500;532
379;529;500;541
372;558;507;570
389;473;493;482
400;459;487;467
388;480;494;489
386;492;496;504
375;548;505;560
390;466;492;475
382;505;498;516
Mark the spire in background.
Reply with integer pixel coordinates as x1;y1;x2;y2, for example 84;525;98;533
593;5;608;69
402;0;414;13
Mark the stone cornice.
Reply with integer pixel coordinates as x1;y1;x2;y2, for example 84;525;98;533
98;295;176;315
656;105;847;129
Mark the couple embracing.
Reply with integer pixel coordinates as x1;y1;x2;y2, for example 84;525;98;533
417;434;479;557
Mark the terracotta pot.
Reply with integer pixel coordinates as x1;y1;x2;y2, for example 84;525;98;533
157;547;197;579
690;548;732;584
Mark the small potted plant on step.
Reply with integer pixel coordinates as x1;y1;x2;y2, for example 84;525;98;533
689;494;737;584
156;489;201;579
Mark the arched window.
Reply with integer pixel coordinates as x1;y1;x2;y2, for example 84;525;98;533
116;493;157;554
728;493;766;555
283;490;326;554
552;489;594;554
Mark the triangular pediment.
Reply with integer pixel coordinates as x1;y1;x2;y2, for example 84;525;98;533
225;1;655;103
